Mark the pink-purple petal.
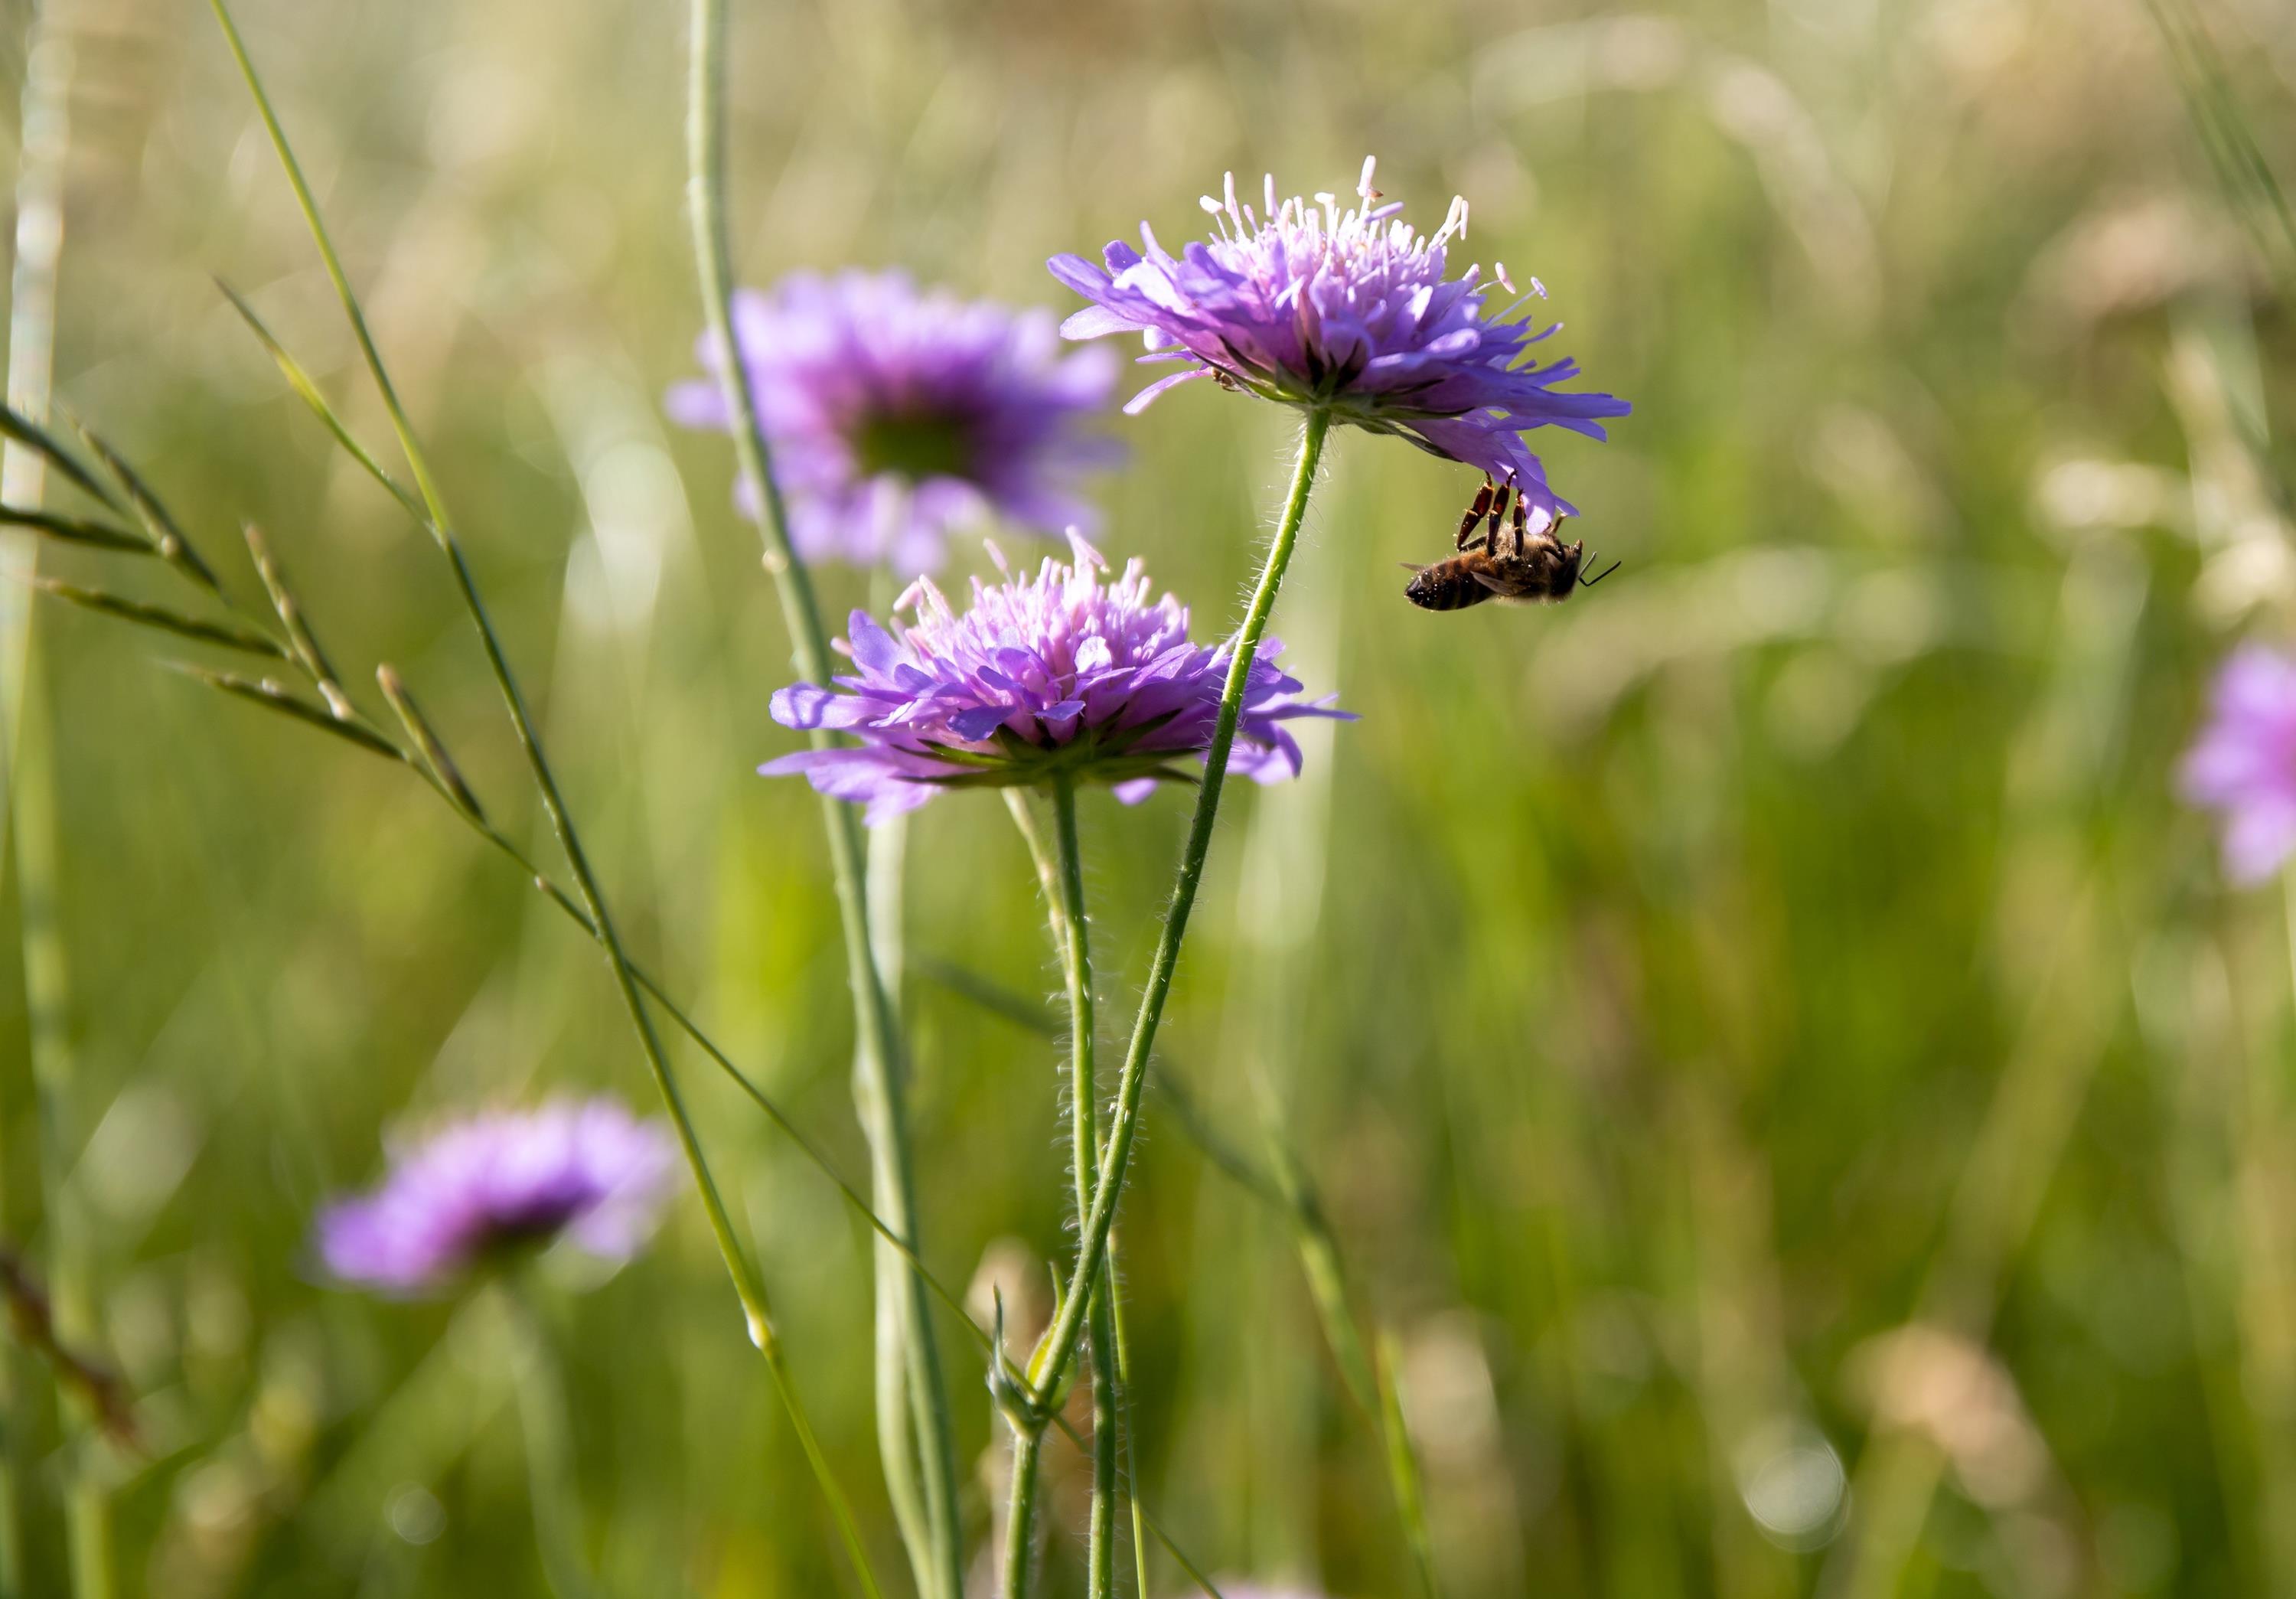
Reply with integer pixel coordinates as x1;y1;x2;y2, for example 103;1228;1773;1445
758;540;1349;820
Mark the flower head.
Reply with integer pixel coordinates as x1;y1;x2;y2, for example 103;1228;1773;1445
1049;156;1629;524
2182;645;2296;883
317;1100;677;1294
669;270;1120;573
762;532;1349;823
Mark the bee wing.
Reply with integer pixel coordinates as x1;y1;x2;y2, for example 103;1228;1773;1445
1467;567;1522;596
1398;561;1428;573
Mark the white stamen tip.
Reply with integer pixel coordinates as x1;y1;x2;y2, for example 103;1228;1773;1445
1199;195;1222;214
1064;527;1108;570
1495;260;1518;294
1356;155;1380;201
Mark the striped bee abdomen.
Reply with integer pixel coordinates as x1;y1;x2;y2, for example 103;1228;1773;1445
1404;556;1498;611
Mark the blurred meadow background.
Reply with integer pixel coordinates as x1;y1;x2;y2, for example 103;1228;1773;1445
0;0;2291;1594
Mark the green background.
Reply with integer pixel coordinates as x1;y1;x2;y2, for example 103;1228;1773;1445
0;0;2290;1594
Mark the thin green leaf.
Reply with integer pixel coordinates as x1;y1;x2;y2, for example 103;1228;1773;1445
0;400;122;512
0;506;152;554
206;0;450;529
915;957;1058;1037
1140;1513;1227;1599
214;280;424;520
168;664;405;761
31;577;285;658
1375;1327;1442;1599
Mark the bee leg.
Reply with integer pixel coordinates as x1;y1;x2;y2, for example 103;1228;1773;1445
1486;477;1513;550
1508;491;1531;558
1577;551;1623;589
1456;475;1495;550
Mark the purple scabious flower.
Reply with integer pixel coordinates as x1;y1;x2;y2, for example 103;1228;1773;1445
667;269;1121;573
316;1100;677;1294
2181;645;2296;883
762;531;1350;823
1049;157;1629;527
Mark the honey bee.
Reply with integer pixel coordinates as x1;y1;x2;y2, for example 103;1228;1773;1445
1403;474;1619;612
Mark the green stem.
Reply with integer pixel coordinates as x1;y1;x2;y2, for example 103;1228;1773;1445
500;1283;599;1599
15;662;109;1599
0;7;72;1593
682;2;958;1588
204;9;884;1592
1001;1428;1044;1599
0;16;101;1592
1049;782;1120;1599
1015;783;1121;1597
1028;410;1330;1411
1108;1271;1153;1599
1374;1329;1440;1599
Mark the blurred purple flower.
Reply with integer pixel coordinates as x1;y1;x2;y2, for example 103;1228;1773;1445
2182;644;2296;883
317;1100;677;1294
668;269;1120;573
762;531;1350;823
1049;156;1629;527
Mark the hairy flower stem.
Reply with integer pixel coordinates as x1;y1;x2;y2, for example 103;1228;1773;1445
207;8;883;1592
1009;783;1122;1597
683;2;960;1590
1027;409;1329;1418
1001;1427;1045;1599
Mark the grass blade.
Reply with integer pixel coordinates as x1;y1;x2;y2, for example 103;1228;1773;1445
1375;1328;1441;1599
170;663;406;760
30;577;285;658
0;400;119;514
0;507;150;555
214;279;424;520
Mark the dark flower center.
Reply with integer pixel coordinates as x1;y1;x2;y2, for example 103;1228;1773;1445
851;408;978;484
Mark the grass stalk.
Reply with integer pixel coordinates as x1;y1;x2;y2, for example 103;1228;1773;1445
12;665;109;1599
204;8;883;1591
680;1;959;1586
0;11;98;1594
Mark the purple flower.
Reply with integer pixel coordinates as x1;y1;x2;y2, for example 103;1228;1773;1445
762;531;1350;823
2182;645;2296;883
668;269;1120;573
1049;156;1629;526
316;1100;677;1294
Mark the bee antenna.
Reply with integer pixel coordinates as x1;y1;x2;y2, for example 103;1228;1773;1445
1578;553;1622;589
